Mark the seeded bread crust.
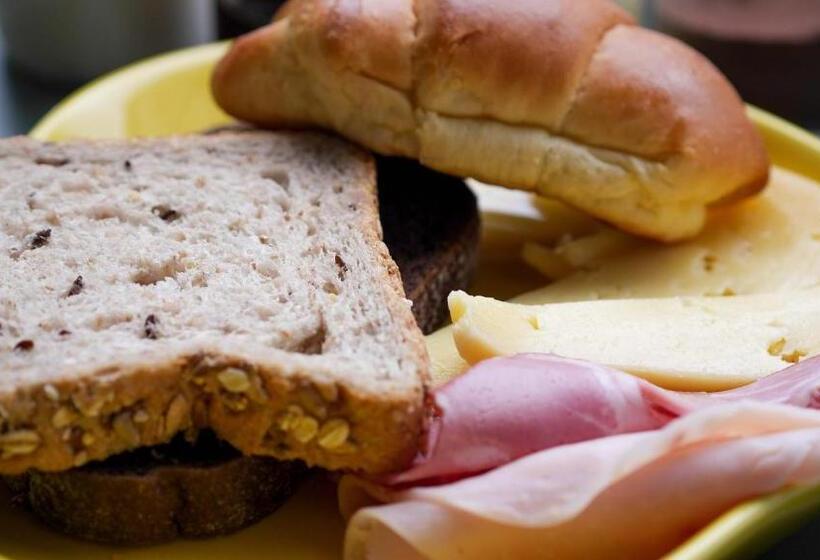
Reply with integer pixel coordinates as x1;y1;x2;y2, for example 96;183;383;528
0;132;429;474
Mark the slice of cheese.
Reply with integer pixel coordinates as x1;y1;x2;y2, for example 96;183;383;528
426;326;468;388
448;290;820;391
471;181;600;262
428;168;820;388
521;242;574;281
521;168;820;303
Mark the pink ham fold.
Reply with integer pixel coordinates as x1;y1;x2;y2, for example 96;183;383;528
342;403;820;560
387;353;820;485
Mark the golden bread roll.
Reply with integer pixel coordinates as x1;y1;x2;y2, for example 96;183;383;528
212;0;769;241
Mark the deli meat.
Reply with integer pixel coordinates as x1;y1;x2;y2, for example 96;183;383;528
342;402;820;560
389;353;820;485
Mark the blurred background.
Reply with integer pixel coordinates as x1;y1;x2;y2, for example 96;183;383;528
0;0;818;557
0;0;818;136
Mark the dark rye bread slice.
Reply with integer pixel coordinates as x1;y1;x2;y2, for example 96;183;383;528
5;159;480;546
0;131;429;476
378;157;480;334
6;432;307;545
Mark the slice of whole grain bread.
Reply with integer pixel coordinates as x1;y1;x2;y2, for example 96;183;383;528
3;157;480;546
0;131;428;475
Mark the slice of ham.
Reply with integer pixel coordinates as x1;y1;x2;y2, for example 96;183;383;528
342;403;820;560
387;353;820;485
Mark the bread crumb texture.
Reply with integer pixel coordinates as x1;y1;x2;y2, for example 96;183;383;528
0;132;427;474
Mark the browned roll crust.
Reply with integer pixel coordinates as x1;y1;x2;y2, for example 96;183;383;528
213;0;770;242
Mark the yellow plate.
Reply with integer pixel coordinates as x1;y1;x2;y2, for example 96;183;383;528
19;42;820;560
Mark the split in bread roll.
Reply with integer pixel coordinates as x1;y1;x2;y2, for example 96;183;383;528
212;0;770;241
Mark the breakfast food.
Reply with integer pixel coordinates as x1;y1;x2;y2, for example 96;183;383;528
520;168;820;298
205;126;480;332
341;403;820;560
474;181;602;264
0;131;429;476
212;0;769;241
389;353;820;486
4;152;479;545
427;168;820;385
449;290;820;390
377;157;479;334
7;0;816;555
6;432;305;544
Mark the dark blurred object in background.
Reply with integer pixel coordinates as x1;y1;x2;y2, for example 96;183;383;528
0;0;216;86
218;0;286;38
652;0;820;128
